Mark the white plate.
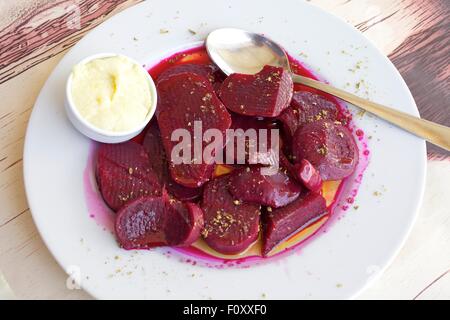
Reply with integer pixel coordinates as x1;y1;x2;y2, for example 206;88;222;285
23;0;426;299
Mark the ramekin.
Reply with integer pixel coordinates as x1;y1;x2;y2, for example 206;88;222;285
65;53;157;143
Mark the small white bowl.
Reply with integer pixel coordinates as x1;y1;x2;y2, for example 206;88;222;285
65;53;157;143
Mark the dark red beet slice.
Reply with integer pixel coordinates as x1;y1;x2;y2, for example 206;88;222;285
278;91;340;140
157;63;225;91
115;194;204;250
165;200;204;246
223;114;280;165
201;176;261;255
115;195;167;249
157;73;232;188
219;65;293;117
279;152;297;177
142;122;203;201
142;121;166;182
228;166;301;208
294;160;323;192
96;141;161;211
263;143;319;194
182;202;205;245
166;176;203;202
262;192;327;256
98;141;152;178
292;120;358;181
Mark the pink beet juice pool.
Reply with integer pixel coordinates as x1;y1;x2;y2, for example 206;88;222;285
84;45;370;267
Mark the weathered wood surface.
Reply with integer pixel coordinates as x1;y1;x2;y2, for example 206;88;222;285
0;0;448;299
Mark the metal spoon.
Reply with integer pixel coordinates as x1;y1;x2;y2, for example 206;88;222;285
206;28;450;151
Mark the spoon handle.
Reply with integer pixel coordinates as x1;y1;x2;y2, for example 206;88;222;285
292;74;450;151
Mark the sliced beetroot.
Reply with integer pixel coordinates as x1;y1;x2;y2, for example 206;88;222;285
115;195;167;249
278;91;340;140
201;176;261;255
115;194;204;250
98;141;152;178
182;202;205;245
228;166;301;208
96;141;161;211
219;65;293;117
142;121;166;182
294;160;323;192
262;192;327;256
165;200;204;246
157;63;225;91
157;72;232;188
157;63;213;83
223;114;280;165
292;120;358;181
142;122;203;201
166;176;203;202
279;151;297;177
280;152;325;192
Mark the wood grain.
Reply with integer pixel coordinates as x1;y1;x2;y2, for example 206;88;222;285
0;0;448;300
0;0;142;84
388;0;450;156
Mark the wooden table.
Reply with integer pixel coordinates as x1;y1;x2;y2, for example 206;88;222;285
0;0;448;300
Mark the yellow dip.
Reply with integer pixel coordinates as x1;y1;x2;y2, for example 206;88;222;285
70;55;152;132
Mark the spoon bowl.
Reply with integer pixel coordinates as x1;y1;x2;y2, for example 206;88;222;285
206;28;290;76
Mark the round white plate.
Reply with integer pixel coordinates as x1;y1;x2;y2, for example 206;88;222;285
24;0;426;299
